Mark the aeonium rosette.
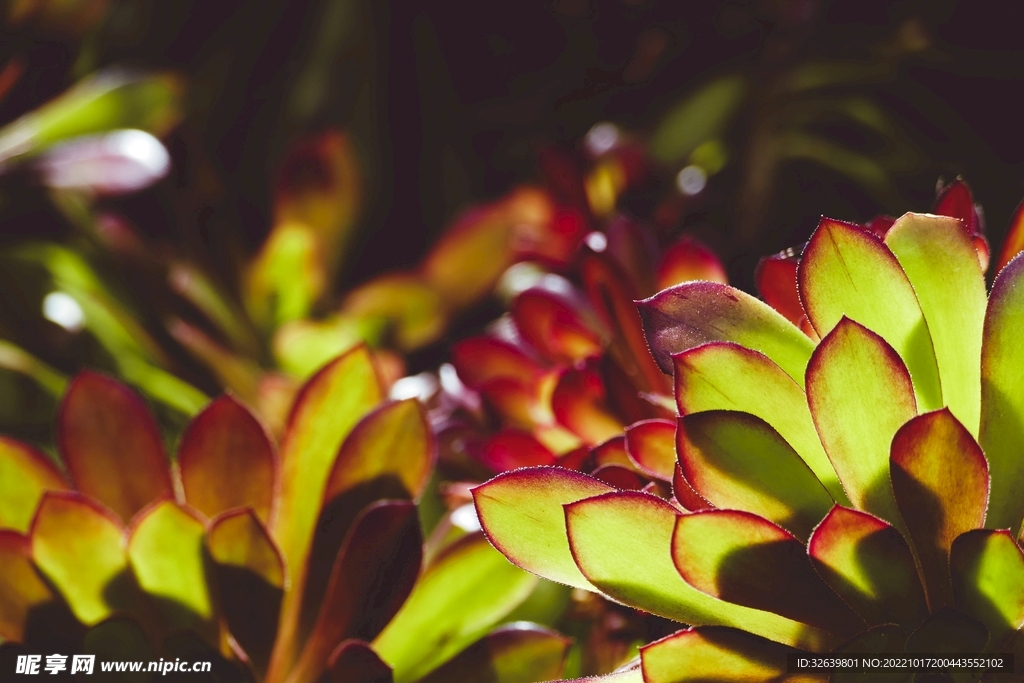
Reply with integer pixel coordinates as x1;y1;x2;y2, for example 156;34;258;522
472;191;1024;681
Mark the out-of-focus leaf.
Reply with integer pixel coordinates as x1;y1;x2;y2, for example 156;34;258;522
591;435;633;469
34;129;171;195
327;640;393;683
567;492;832;650
206;509;284;676
656;236;728;291
754;251;804;326
373;533;537;683
166;319;262;405
168;262;260;359
650;75;747;163
591;464;645;490
798;217;942;410
980;255;1024;532
624;419;675;481
780;132;901;208
996;200;1024;272
0;436;68;533
808;506;927;629
672;509;863;638
640;626;822;683
0;69;182;165
179;395;277;523
57;372;172;522
638;282;814;382
890;409;989;610
418;623;570;683
0;531;55;642
452;337;545;389
551;364;624;446
472;467;613;591
244;222;326;329
805;319;916;530
512;290;603;365
291;501;421;683
786;60;893;92
30;492;135;625
341;275;444;352
674;343;843;502
950;529;1024;648
81;618;153;683
126;501;214;641
885;213;986;435
678;411;834;540
0;339;68;396
477;431;556;473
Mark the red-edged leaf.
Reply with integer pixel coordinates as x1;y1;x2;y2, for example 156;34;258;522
950;529;1024;648
207;509;285;676
678;411;834;540
638;282;814;382
591;465;646;490
808;506;927;629
806;318;916;529
57;372;172;522
0;437;69;533
673;464;712;512
512;290;603;365
798;217;942;411
477;430;556;473
0;531;57;642
640;626;821;683
995;198;1024;272
451;337;545;390
178;395;277;523
418;623;570;683
656;236;728;291
472;467;613;591
933;178;981;236
754;250;804;325
551;364;624;446
890;409;989;611
591;436;633;469
672;509;864;638
327;640;393;683
624;419;676;481
290;501;421;683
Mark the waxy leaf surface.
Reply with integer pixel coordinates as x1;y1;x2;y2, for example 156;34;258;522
806;319;916;529
672;509;863;638
890;410;989;610
472;467;613;591
808;506;927;628
674;344;842;502
950;529;1024;648
798;218;941;410
678;411;834;540
638;282;814;383
179;396;276;522
0;437;68;533
58;372;172;522
418;623;570;683
373;533;537;683
624;419;676;481
885;213;985;434
567;492;832;650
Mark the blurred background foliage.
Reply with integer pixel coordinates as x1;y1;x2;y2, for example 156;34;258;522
0;0;1023;450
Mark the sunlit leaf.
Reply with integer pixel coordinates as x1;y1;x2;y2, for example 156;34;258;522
950;529;1024;648
567;492;834;650
672;509;863;638
547;664;644;683
179;396;276;523
418;623;570;683
373;533;537;683
656;236;728;291
244;222;326;328
624;419;676;481
0;436;68;533
678;411;834;540
798;217;941;410
57;371;172;522
890;409;989;610
477;430;556;473
638;282;814;382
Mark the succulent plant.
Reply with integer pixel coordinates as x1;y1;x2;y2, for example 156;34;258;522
473;186;1024;681
0;345;571;683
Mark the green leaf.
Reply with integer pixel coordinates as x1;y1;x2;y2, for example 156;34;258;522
798;217;941;411
638;283;814;382
126;501;215;643
472;467;613;592
566;492;836;650
0;531;57;642
206;509;284;677
674;344;844;503
805;318;917;530
890;410;989;611
418;623;570;683
651;75;748;163
58;371;173;523
950;529;1024;648
373;533;537;683
326;640;393;683
671;509;863;639
548;664;645;683
980;254;1024;532
678;411;834;540
30;492;136;626
808;506;927;629
179;395;277;523
624;419;676;481
0;339;68;397
884;214;986;436
640;626;821;683
0;436;69;533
